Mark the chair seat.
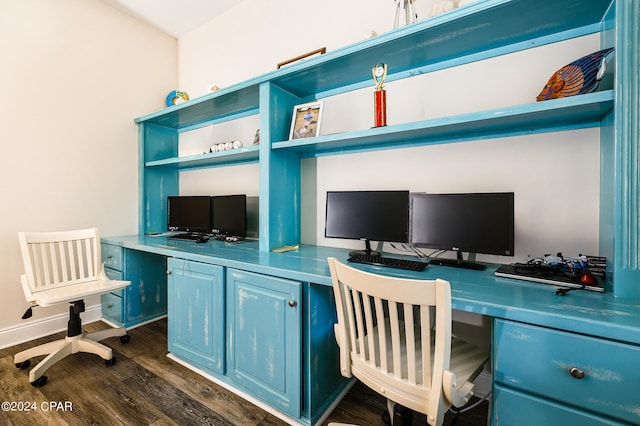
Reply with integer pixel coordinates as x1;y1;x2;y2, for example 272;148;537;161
29;278;130;307
352;321;488;414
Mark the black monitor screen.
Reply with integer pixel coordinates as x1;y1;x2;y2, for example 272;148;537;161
409;192;514;256
212;195;247;237
167;196;212;233
325;190;409;244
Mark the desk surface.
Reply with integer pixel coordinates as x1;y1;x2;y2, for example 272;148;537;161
103;235;640;345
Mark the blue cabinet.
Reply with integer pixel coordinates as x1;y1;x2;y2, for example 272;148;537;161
226;268;302;418
493;319;640;424
167;258;225;374
101;244;167;327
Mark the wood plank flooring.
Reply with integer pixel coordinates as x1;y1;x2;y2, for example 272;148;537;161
0;319;488;425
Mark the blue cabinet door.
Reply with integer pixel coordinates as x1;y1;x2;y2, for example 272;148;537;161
226;269;301;418
123;250;167;326
168;258;225;374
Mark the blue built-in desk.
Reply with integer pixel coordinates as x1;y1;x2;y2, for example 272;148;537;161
101;235;640;426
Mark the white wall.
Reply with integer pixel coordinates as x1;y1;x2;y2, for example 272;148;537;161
178;0;601;263
0;0;176;344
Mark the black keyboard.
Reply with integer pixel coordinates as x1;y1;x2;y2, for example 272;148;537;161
168;233;209;242
348;255;427;272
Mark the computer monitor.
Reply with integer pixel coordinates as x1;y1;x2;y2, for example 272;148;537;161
167;196;212;234
409;192;514;270
211;194;247;238
325;190;410;256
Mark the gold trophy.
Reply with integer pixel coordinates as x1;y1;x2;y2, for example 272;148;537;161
372;63;388;127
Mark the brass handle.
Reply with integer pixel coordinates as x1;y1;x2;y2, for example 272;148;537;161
569;367;585;379
288;300;297;307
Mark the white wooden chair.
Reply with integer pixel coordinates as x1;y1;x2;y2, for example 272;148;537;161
328;257;489;426
14;228;131;387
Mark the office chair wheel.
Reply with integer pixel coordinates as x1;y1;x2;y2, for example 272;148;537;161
120;334;131;344
30;376;47;387
105;357;117;366
15;360;31;370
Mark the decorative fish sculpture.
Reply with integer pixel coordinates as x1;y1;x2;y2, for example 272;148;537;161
537;48;614;102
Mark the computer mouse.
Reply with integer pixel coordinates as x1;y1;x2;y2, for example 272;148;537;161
579;270;597;286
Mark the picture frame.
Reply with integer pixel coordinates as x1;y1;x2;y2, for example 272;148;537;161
289;101;323;140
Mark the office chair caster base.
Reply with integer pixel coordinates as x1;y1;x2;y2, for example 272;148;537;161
105;357;117;366
15;360;31;370
120;335;130;344
30;376;47;387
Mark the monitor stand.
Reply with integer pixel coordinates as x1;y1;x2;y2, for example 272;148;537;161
349;239;380;257
429;251;486;270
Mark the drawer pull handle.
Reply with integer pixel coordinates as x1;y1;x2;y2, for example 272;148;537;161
288;300;297;307
570;367;585;379
107;255;113;259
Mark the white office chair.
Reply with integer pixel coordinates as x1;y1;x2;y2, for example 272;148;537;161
14;228;131;387
328;258;489;426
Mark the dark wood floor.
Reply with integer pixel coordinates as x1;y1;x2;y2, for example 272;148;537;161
0;319;488;425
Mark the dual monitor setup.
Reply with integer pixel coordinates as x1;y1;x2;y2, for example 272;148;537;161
165;190;515;271
325;190;515;270
167;195;247;242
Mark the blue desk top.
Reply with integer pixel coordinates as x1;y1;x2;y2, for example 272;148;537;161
103;235;640;345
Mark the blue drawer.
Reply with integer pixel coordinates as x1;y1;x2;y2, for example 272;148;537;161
101;292;123;324
103;267;125;297
102;244;123;271
494;320;640;424
493;385;629;425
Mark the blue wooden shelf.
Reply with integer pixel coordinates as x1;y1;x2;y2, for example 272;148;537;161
134;0;613;131
273;91;614;157
145;145;260;169
136;85;261;130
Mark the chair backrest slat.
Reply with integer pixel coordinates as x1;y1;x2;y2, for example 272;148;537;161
388;300;402;378
421;304;432;381
57;241;69;282
19;228;101;294
404;303;417;384
374;297;387;371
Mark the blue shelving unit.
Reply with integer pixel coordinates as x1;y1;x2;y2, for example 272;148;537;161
134;0;639;298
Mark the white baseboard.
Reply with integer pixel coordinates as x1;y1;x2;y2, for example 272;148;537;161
0;303;102;350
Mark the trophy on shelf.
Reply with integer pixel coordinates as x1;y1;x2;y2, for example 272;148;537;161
394;0;418;29
372;63;388;127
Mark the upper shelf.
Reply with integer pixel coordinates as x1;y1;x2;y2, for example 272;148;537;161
134;0;613;131
272;91;614;157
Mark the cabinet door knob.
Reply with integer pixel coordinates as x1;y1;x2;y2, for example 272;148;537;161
569;367;585;379
107;255;112;259
288;300;297;307
166;270;171;275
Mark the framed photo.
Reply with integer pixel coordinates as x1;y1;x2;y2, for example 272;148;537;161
289;101;323;140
